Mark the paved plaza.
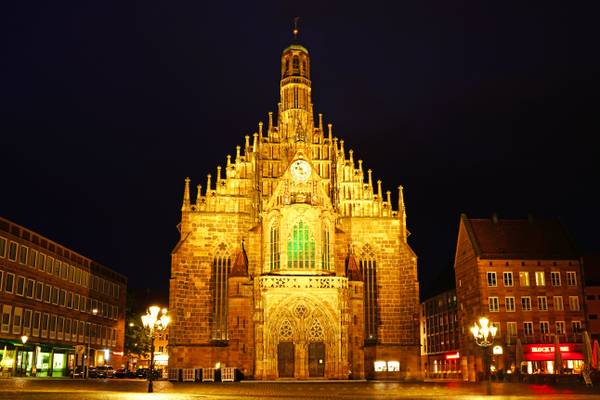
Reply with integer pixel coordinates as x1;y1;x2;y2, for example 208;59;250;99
1;378;600;400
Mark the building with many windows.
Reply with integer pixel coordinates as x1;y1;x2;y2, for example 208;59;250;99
453;214;586;380
0;216;127;377
420;289;461;379
169;32;420;380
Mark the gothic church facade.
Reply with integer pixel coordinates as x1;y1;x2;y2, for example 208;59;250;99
169;35;420;380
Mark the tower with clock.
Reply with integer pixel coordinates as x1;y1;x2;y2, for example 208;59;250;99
169;25;420;381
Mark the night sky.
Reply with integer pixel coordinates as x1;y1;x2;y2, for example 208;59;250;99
2;2;598;304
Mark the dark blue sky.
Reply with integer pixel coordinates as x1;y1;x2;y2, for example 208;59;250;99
1;1;598;303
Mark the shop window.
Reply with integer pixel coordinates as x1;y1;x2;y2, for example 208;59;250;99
505;297;516;312
554;296;564;311
537;296;548;311
521;296;532;311
8;241;18;261
566;271;577;286
387;361;400;371
374;360;387;372
503;272;513;287
519;272;530;287
487;272;497;287
551;271;561;286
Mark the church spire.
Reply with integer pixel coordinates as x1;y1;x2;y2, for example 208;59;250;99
182;177;191;212
398;185;407;242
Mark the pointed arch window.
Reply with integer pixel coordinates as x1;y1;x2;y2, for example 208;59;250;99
270;222;280;271
211;244;231;341
322;225;331;271
287;220;315;269
360;245;377;342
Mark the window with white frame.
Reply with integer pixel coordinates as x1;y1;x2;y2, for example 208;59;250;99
551;271;561;286
556;321;565;335
12;306;22;334
554;296;564;311
523;321;534;336
569;296;580;311
503;272;513;287
32;311;40;337
572;320;582;333
2;305;12;333
489;297;499;312
507;321;517;337
8;241;18;261
37;253;45;272
4;272;14;293
540;321;550;335
537;296;548;311
487;272;497;287
0;236;6;258
22;309;31;335
18;245;28;264
15;275;25;296
41;313;49;338
521;296;532;311
566;271;577;286
28;248;37;268
35;282;43;301
43;284;51;303
26;279;34;298
505;296;516;312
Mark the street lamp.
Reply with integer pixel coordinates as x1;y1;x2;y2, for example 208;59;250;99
20;335;28;376
471;317;497;395
86;308;98;379
141;306;170;393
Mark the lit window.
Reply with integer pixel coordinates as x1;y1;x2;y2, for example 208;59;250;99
569;296;580;311
535;271;545;286
554;296;564;311
374;361;387;372
287;220;315;269
269;223;280;270
519;272;530;287
387;361;400;371
566;271;577;286
507;322;517;337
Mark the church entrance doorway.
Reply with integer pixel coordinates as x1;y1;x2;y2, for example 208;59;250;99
278;342;295;378
308;342;325;377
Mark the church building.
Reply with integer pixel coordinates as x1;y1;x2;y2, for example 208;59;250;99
169;29;420;380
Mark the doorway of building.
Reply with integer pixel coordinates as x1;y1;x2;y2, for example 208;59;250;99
277;342;295;378
308;342;325;377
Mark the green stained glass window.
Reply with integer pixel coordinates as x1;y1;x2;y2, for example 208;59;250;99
287;221;315;269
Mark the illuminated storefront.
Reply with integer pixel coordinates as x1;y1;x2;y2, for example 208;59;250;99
424;351;462;378
521;343;584;374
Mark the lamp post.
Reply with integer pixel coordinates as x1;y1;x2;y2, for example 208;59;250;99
141;306;170;393
20;335;28;376
85;308;98;379
471;317;497;395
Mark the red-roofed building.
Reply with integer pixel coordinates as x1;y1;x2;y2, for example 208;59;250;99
454;214;586;381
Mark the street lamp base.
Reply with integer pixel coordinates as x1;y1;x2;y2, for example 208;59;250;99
147;380;153;393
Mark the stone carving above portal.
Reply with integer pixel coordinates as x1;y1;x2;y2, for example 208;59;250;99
259;276;348;289
308;319;324;342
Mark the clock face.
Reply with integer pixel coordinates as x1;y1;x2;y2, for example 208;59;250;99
290;160;311;182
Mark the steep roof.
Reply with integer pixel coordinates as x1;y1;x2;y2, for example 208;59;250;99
462;214;579;260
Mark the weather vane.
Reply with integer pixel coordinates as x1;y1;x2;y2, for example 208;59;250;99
292;17;300;39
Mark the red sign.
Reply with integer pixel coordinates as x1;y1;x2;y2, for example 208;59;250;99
445;352;460;360
523;343;583;361
524;344;573;353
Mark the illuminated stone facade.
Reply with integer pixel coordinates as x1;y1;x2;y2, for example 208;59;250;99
169;37;420;380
